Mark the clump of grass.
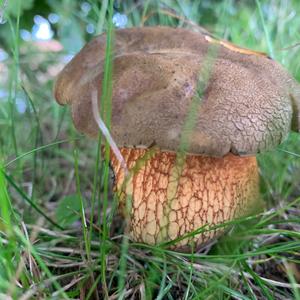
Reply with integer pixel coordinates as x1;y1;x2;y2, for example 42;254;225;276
0;0;300;299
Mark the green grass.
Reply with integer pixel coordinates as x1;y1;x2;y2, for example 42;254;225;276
0;0;300;299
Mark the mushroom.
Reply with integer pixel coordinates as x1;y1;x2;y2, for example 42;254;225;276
54;26;300;250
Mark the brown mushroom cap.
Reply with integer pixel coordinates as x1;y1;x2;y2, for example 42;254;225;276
54;26;300;157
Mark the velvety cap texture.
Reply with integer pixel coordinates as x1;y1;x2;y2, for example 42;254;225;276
54;26;300;156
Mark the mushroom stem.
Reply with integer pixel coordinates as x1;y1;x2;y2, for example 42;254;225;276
110;148;261;249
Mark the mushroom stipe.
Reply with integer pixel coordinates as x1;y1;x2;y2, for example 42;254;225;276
54;26;300;251
111;148;260;250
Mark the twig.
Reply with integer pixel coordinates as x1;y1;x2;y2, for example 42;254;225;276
92;90;128;175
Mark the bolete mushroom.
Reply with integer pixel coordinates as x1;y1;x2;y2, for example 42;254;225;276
54;26;300;250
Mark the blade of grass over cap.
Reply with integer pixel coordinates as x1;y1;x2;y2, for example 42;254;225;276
98;0;115;298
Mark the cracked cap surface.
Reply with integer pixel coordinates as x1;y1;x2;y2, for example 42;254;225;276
54;26;300;156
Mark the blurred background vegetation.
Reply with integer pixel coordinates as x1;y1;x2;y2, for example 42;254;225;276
0;0;300;299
